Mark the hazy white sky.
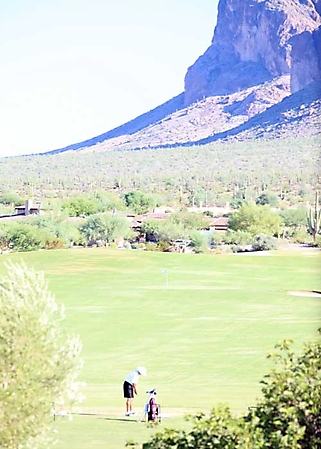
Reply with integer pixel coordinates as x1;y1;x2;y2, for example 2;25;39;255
0;0;219;157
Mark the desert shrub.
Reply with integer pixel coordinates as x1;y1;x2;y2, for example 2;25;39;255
310;234;321;248
291;229;313;244
223;230;253;246
62;197;100;217
124;191;156;214
252;234;278;251
279;207;307;228
145;242;158;252
210;231;224;247
157;241;171;252
79;213;131;245
230;197;247;209
45;237;66;250
2;223;55;252
0;263;83;449
228;202;284;236
255;192;279;207
0;192;24;206
189;231;208;253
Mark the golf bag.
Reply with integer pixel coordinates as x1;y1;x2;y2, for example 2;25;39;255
148;395;158;421
143;389;161;422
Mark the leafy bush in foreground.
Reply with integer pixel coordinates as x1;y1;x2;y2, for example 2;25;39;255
142;332;321;449
0;263;83;449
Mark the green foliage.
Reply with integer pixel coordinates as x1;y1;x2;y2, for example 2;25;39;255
228;202;284;236
79;212;131;245
0;192;24;206
62;197;100;217
255;192;279;207
91;191;123;211
170;210;209;231
279;207;308;228
155;220;188;243
230;197;247;209
27;215;82;247
0;216;83;252
124;191;156;214
252;234;278;251
291;229;313;244
140;219;162;239
209;231;224;246
143;333;321;448
156;240;171;252
223;230;253;246
0;263;83;449
145;242;158;252
189;231;208;253
141;218;187;243
0;137;319;210
203;210;214;217
0;247;317;448
0;223;55;252
253;337;321;448
141;210;208;245
307;191;321;241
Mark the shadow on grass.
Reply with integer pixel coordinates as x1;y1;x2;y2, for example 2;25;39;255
73;412;138;423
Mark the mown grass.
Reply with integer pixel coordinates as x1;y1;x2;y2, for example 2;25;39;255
0;248;320;449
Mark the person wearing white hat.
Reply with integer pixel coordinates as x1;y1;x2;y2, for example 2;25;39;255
123;366;147;416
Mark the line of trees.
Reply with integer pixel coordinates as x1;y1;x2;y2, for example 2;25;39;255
0;198;320;253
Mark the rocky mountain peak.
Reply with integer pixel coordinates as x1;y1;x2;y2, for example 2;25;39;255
184;0;321;105
47;0;321;156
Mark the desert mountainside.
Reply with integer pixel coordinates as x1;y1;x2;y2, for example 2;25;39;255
47;0;321;155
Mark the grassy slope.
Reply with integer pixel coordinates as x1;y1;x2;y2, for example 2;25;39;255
0;248;320;448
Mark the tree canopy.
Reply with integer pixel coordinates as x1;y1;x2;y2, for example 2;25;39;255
124;191;157;214
79;212;132;245
228;202;284;236
0;263;83;449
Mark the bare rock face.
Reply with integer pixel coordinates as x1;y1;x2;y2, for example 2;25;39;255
48;0;321;156
291;25;321;92
184;0;321;105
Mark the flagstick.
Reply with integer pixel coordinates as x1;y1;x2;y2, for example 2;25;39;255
163;269;169;288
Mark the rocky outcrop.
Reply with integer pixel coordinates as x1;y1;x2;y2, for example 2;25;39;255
46;0;321;156
291;25;321;92
184;0;321;105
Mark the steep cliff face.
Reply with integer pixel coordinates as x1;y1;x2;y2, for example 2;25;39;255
184;0;321;105
47;0;321;156
291;25;321;92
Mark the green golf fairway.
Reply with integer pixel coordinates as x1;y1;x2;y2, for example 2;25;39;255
1;247;320;448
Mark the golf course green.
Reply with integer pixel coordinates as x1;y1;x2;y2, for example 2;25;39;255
0;247;320;448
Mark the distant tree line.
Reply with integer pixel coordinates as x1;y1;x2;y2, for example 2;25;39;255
0;136;320;253
0;137;319;209
0;192;319;253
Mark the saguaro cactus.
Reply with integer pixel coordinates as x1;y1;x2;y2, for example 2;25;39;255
307;191;321;241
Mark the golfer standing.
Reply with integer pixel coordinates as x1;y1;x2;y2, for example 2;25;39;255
123;366;147;416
